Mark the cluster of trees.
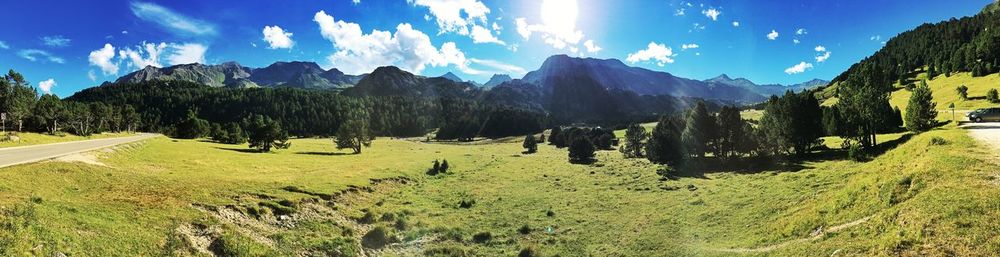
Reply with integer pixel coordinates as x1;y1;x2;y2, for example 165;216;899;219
1;70;141;136
621;102;761;166
548;126;616;163
832;9;1000;87
68;80;547;141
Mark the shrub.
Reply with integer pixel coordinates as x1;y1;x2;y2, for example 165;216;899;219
848;143;866;162
928;136;949;146
518;225;532;234
518;247;539;257
568;137;596;164
458;198;475;208
471;232;492;243
523;135;538;153
357;210;377;224
990;88;1000;103
361;226;396;249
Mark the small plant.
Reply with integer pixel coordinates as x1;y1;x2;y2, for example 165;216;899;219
458;198;475;208
847;143;866;162
471;232;492;243
518;246;539;257
928;136;949;146
545;210;555;217
518;224;532;234
357;210;377;224
655;165;675;179
956;85;969;100
361;226;396;249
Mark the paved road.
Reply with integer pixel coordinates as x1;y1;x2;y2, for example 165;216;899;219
0;133;158;169
962;122;1000;153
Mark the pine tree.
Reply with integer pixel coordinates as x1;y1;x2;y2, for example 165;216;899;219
336;117;372;154
715;106;745;159
905;81;938;132
245;114;290;152
681;101;716;158
620;123;647;158
988;88;1000;103
646;116;684;165
568;136;596;164
956;85;969;100
33;94;63;134
522;134;538;153
440;159;449;173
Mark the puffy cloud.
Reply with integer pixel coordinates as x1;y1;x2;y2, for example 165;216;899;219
41;35;71;47
702;8;721;21
793;39;800;44
681;43;699;50
767;30;779;40
313;10;475;75
0;41;8;49
130;1;217;36
675;8;685;16
732;21;740;27
814;45;826;52
409;0;490;35
815;51;831;63
470;25;505;45
626;42;675;67
352;0;360;4
514;0;587;51
18;49;65;64
89;44;119;75
784;61;813;74
584;40;602;53
88;70;97;82
796;28;807;35
87;42;207;76
38;79;55;94
262;25;295;49
167;43;207;65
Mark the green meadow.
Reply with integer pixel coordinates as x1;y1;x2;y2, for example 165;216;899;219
1;122;998;256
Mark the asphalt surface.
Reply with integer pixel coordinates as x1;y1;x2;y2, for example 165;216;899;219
0;133;158;169
962;122;1000;153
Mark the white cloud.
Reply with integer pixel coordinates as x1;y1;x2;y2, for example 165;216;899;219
130;1;217;36
167;43;207;65
626;42;675;67
870;35;881;41
793;39;800;44
514;0;587;51
584;40;602;53
88;42;207;76
41;35;71;47
470;25;505;45
767;30;779;40
815;51;831;63
262;25;295;49
796;28;807;35
702;8;721;21
313;10;476;75
469;58;527;74
352;0;360;4
0;41;8;49
89;44;119;75
675;8;685;16
38;79;56;94
681;43;699;50
410;0;490;35
732;21;740;27
18;49;65;64
88;70;97;82
122;30;129;34
814;45;826;52
784;61;813;74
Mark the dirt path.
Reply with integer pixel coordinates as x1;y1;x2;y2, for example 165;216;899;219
962;122;1000;154
702;215;874;253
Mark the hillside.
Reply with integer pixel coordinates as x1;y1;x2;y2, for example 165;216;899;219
522;55;767;103
705;74;828;96
114;61;363;89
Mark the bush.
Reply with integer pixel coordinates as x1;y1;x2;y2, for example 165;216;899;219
929;136;949;146
361;226;396;249
518;247;539;257
471;232;492;243
175;111;211;139
990;88;1000;103
848;143;866;162
568;137;596;164
357;210;377;224
458;198;475;209
518;225;532;234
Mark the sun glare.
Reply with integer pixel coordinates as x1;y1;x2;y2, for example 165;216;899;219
541;0;579;33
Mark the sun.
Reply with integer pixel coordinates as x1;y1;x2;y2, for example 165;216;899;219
541;0;579;33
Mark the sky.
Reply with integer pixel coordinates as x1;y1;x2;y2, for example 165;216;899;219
0;0;991;97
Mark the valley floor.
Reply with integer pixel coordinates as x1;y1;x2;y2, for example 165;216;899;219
1;124;998;256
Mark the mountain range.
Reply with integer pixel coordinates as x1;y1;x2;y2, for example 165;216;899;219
108;55;826;104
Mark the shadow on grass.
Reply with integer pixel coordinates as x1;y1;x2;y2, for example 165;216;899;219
295;151;353;156
670;133;915;179
214;147;261;153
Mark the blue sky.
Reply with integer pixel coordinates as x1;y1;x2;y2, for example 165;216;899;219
0;0;990;97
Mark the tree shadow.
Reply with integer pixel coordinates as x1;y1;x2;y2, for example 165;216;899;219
968;96;987;101
667;156;809;179
295;151;353;156
214;147;262;153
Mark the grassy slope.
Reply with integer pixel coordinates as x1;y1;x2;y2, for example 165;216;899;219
1;125;998;256
821;72;1000;115
0;132;133;148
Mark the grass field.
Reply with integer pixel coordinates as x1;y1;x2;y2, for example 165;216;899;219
821;71;1000;117
1;124;998;256
0;132;134;148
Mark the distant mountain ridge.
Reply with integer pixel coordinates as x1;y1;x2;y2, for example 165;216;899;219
705;74;828;96
483;74;513;88
113;61;363;89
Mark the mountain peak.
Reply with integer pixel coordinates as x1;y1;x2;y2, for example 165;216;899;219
484;74;513;88
439;72;463;82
